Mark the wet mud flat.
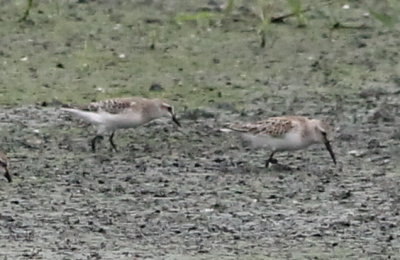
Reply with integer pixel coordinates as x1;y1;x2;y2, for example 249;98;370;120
0;93;399;259
0;0;400;259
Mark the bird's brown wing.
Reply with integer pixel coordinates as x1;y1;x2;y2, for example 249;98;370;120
86;97;146;114
230;117;295;138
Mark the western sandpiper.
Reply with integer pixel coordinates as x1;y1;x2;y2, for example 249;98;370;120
223;116;336;167
61;97;181;152
0;151;11;182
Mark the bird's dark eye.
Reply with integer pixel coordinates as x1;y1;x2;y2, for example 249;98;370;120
166;106;173;113
321;131;327;136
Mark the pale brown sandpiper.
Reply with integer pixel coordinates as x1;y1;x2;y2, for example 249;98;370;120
61;97;181;152
223;116;336;167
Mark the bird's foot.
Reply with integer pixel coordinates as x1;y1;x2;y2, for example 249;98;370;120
270;158;278;164
265;158;278;168
4;172;12;183
91;135;104;152
109;145;118;152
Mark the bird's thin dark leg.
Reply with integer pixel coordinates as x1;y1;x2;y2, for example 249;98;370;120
265;152;278;167
4;167;11;183
91;135;104;152
109;131;118;152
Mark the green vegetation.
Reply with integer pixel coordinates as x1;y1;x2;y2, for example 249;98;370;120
0;0;397;110
19;0;34;21
287;0;307;26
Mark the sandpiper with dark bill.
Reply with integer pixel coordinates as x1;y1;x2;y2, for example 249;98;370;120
61;97;181;152
222;116;336;167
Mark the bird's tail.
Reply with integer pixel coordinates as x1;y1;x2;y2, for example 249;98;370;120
219;125;248;133
60;107;103;125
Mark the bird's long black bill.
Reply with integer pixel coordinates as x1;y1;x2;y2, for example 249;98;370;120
172;115;181;127
324;140;337;165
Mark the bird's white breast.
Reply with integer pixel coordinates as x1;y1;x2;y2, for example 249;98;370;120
99;111;144;131
242;131;315;151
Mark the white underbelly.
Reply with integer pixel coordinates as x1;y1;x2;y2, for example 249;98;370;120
242;132;314;151
100;112;145;131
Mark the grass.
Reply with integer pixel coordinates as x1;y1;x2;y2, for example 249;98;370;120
0;0;398;110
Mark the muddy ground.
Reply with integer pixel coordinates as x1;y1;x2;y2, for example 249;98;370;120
0;0;400;259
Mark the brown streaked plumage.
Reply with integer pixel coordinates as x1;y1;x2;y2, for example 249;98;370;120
226;116;336;167
0;151;11;183
230;116;306;137
85;97;158;114
61;97;181;152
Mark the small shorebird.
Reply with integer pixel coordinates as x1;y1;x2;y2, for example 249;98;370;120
61;97;181;152
0;151;12;182
223;116;336;167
